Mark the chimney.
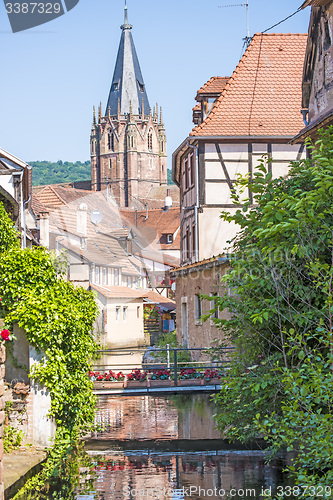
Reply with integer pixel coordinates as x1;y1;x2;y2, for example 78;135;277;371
39;212;49;249
77;203;88;236
164;189;172;211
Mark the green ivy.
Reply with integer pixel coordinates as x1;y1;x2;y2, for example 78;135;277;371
0;202;99;497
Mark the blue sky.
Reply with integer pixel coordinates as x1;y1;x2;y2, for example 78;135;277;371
0;0;310;168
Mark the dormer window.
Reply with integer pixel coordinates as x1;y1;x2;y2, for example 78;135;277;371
202;97;216;120
166;234;173;244
137;80;144;92
113;81;119;91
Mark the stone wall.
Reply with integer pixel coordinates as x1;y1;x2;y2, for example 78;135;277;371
172;258;231;359
0;343;5;500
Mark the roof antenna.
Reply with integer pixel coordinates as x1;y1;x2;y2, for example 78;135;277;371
218;2;251;53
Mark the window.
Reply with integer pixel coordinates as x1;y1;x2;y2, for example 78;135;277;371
102;268;108;285
161;141;164;153
116;306;120;323
109;158;112;170
138;80;144;92
123;306;128;322
114;268;119;286
166;234;173;244
148;130;153;151
194;294;202;322
211;293;219;320
184;159;189;190
108;132;114;151
137;306;140;318
127;276;132;287
190;153;195;186
185;228;190;260
95;266;100;284
113;81;119;91
192;225;196;255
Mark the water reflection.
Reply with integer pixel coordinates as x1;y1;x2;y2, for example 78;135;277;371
78;450;286;500
93;394;221;441
81;394;292;500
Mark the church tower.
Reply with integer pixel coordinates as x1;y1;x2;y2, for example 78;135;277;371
90;5;167;207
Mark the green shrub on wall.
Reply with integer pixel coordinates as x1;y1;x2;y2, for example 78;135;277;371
0;202;99;498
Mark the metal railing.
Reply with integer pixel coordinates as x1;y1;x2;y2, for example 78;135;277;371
93;346;235;387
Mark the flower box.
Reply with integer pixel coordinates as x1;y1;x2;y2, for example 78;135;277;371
126;380;147;389
204;378;221;385
93;381;105;390
178;379;204;386
149;379;174;388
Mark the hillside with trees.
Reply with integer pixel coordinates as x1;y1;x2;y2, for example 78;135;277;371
31;161;91;186
31;160;174;186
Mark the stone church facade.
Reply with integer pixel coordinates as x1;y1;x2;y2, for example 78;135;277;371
90;6;167;208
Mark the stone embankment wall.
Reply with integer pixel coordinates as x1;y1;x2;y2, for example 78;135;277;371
0;344;5;500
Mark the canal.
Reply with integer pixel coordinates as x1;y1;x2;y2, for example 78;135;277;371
79;394;292;499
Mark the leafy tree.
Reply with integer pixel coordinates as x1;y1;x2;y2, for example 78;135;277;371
207;128;333;496
31;160;91;186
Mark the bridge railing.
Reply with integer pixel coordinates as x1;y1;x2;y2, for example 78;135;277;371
93;346;235;387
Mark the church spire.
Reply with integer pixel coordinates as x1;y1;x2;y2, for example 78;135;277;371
106;5;150;116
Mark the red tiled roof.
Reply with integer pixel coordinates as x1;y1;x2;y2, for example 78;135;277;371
196;76;230;96
34;185;90;211
91;285;146;300
121;207;180;251
302;0;328;6
190;33;307;138
31;193;49;216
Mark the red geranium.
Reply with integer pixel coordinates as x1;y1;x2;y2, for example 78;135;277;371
1;329;10;341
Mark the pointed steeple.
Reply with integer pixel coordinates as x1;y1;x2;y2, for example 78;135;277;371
106;4;150;116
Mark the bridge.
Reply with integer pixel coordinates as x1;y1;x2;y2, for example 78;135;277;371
92;346;234;396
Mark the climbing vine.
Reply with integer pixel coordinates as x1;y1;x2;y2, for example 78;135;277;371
0;203;99;498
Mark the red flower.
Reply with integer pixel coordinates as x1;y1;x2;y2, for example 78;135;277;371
1;329;10;341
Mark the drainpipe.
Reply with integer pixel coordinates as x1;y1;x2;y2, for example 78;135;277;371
301;109;309;127
186;140;199;262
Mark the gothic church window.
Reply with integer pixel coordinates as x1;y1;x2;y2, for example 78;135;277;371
108;132;114;151
148;130;153;151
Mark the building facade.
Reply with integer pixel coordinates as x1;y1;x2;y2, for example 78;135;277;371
90;6;167;207
173;33;308;266
293;0;333;142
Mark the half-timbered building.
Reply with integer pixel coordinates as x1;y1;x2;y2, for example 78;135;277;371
172;33;308;266
293;0;333;143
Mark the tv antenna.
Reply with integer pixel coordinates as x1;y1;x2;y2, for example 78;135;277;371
218;2;251;52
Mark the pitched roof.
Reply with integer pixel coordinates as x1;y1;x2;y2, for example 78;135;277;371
121;207;180;251
91;285;176;308
91;285;146;300
301;0;329;6
105;6;149;116
34;185;91;211
196;76;230;96
190;33;307;138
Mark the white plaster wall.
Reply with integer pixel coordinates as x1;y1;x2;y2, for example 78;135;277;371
29;346;56;448
106;299;145;348
0;175;14;198
198;207;239;259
